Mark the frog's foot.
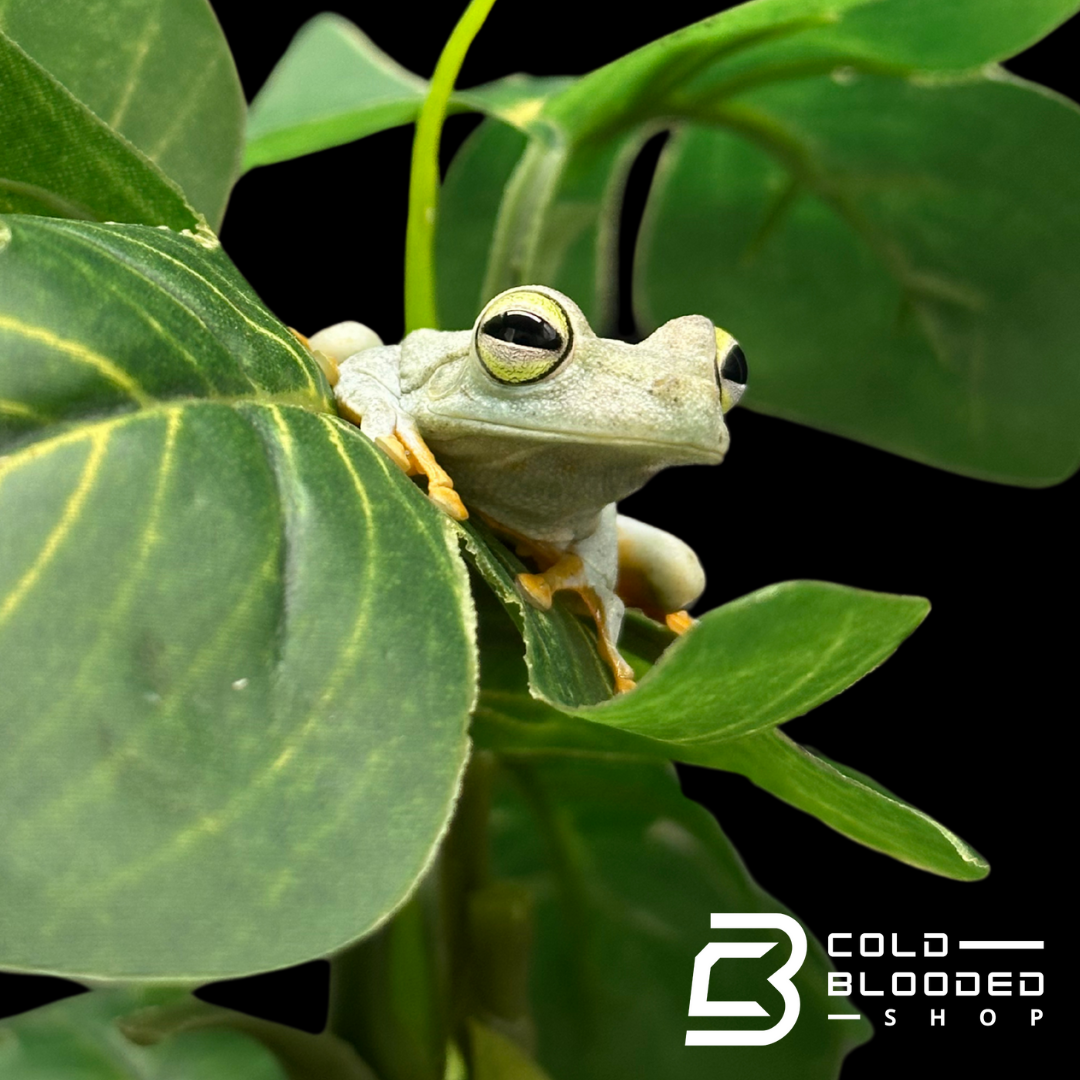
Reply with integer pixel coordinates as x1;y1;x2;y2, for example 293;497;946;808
391;424;468;521
288;327;341;387
665;610;696;635
515;553;637;694
616;514;705;627
335;395;468;521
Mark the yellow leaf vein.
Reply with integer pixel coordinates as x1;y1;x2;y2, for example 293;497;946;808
0;428;110;630
0;314;152;406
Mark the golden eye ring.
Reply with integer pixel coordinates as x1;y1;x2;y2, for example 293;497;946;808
474;288;573;385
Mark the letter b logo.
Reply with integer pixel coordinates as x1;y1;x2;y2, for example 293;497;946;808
686;913;807;1046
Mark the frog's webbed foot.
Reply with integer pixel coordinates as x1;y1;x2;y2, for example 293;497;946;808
390;424;468;521
326;328;468;522
663;610;696;635
518;552;637;693
615;514;706;636
501;510;637;695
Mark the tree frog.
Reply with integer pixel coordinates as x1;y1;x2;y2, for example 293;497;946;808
306;286;746;693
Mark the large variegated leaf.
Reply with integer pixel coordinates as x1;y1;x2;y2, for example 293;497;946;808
0;0;244;227
0;32;199;229
0;215;476;980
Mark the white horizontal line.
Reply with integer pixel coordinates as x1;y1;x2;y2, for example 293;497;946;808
958;940;1044;950
828;1014;862;1020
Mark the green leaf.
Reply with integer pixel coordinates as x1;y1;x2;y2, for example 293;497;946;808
489;753;870;1079
465;522;928;728
0;216;477;980
469;1019;553;1080
0;990;288;1080
0;32;200;229
637;73;1080;485
119;995;380;1080
329;886;449;1080
0;0;245;228
479;129;647;330
706;730;989;880
0;216;330;446
0;989;379;1080
244;13;429;171
456;75;574;130
242;10;566;175
579;581;929;742
458;517;614;708
470;590;985;880
541;0;1080;142
443;0;1080;481
437;118;530;330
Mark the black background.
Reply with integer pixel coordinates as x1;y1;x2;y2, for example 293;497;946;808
2;2;1074;1076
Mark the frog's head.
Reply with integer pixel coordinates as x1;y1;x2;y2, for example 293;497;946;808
439;285;746;465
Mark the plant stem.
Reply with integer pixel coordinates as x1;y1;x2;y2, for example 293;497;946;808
404;0;500;334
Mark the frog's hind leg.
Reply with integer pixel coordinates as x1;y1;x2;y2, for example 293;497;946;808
510;509;637;694
615;514;706;635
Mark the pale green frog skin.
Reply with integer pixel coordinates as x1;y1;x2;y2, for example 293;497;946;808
310;285;746;691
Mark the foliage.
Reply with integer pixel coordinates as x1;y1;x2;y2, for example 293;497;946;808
1;0;1076;1076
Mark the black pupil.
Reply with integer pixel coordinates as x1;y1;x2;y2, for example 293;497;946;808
721;343;747;384
482;311;561;351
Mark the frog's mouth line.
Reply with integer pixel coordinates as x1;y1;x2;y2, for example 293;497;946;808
430;414;727;460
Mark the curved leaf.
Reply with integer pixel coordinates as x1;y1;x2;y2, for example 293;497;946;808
490;753;870;1079
706;730;989;880
637;73;1080;485
244;13;428;171
119;994;379;1080
580;581;929;741
0;217;330;448
0;0;245;228
0;34;199;229
242;10;566;174
465;528;928;728
470;590;985;880
542;0;1080;141
459;517;613;708
0;216;477;979
0;989;287;1080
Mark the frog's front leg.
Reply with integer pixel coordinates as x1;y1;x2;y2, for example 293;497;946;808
320;326;468;522
614;515;706;634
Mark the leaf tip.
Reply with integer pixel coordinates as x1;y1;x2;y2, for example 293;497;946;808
0;217;9;252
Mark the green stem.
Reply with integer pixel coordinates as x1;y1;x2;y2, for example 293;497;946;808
405;0;500;333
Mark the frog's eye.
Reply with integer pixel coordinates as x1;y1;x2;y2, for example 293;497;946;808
475;289;572;385
714;330;747;412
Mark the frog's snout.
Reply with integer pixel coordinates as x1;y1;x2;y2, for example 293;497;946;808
714;327;747;413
